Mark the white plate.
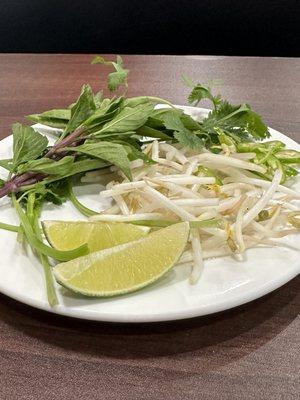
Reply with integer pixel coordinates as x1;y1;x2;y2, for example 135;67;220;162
0;106;299;323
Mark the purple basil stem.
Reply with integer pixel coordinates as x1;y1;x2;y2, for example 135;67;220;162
0;126;86;198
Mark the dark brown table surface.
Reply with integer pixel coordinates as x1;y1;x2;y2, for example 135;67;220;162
0;54;299;400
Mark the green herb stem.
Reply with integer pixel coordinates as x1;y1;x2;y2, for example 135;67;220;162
0;221;20;233
12;196;88;261
147;96;177;109
31;206;58;307
68;180;98;218
40;253;59;306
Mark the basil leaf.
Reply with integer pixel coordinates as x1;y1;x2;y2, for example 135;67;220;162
124;96;152;108
12;123;48;169
19;156;74;176
44;159;108;184
69;142;132;180
0;159;14;172
64;84;96;135
84;97;123;129
126;145;155;164
27;109;71;128
96;103;153;135
135;125;172;140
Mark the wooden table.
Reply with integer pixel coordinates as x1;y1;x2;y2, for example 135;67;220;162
0;55;299;400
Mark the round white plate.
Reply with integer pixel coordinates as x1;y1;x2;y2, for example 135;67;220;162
0;106;299;323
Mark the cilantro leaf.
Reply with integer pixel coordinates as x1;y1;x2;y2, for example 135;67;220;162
12;123;48;169
158;109;204;150
21;182;68;206
180;113;202;130
185;79;221;109
158;109;187;132
92;55;129;92
188;84;216;105
202;101;269;141
174;130;204;150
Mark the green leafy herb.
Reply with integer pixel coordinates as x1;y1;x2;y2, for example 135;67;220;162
92;55;129;92
64;84;96;136
27;109;71;129
158;109;186;132
188;84;220;108
84;97;123;129
18;156;74;176
184;78;221;109
135;125;172;140
202;101;269;141
158;109;204;149
124;96;152;108
68;142;132;180
0;159;14;172
180;113;202;130
95;103;153;135
42;159;109;185
12;123;48;169
174;130;204;150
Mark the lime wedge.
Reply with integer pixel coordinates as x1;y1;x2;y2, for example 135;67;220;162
42;220;150;253
53;222;189;297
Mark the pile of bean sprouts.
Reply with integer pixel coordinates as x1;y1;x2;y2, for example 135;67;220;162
82;141;300;284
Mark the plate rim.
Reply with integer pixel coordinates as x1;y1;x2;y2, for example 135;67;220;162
0;264;298;323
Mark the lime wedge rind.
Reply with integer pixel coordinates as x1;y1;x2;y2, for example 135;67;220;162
53;222;189;297
42;220;150;253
